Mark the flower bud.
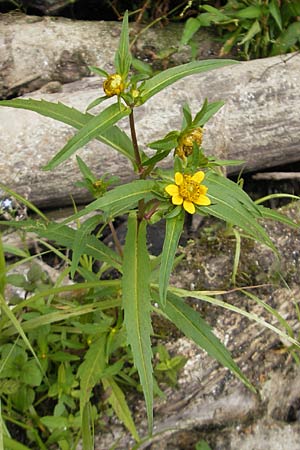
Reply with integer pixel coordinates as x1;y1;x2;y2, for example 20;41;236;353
175;127;203;160
103;73;125;97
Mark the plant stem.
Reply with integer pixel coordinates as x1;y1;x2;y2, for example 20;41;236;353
129;110;143;174
109;221;123;258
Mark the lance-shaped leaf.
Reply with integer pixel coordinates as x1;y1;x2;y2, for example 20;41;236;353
139;59;239;104
161;291;255;392
27;221;122;270
102;376;139;442
43;103;131;170
122;213;153;432
70;215;102;278
198;171;276;251
77;335;106;416
63;180;156;224
115;10;132;78
159;212;185;307
0;98;136;163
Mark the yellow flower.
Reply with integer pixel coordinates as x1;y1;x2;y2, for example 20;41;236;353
175;127;203;160
165;171;211;214
103;73;125;97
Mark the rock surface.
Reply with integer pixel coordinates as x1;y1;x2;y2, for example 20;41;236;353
0;13;213;99
1;49;300;208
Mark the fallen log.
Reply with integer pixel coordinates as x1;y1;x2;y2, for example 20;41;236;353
1;51;300;208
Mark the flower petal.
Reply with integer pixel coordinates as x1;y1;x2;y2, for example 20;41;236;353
175;172;184;185
183;200;195;214
194;195;211;206
199;184;208;195
172;195;183;205
165;184;179;196
191;171;205;183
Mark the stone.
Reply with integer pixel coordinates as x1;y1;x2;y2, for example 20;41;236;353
1;52;300;208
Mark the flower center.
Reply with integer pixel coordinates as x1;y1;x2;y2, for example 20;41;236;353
179;175;201;202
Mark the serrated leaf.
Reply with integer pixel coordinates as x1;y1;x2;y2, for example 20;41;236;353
77;335;106;415
115;10;132;78
198;171;276;251
161;291;255;392
0;99;136;164
102;376;139;442
140;59;239;104
43;103;131;170
33;221;122;270
63;179;156;224
159;212;185;307
122;213;153;431
81;402;94;450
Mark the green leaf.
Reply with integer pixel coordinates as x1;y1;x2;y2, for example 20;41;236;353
21;360;43;386
234;5;262;19
193;100;225;126
170;286;300;350
147;131;179;152
33;221;122;271
0;293;43;374
271;22;300;55
85;95;108;112
3;436;33;450
132;58;153;76
81;402;94;450
159;212;185;307
77;335;106;415
258;204;299;228
239;20;261;45
180;17;202;45
70;215;102;278
269;0;282;30
0;234;6;296
195;439;212;450
0;99;136;164
88;65;109;78
139;59;239;104
162;291;255;391
115;10;132;78
63;180;156;223
198;171;276;252
102;376;139;442
76;155;95;181
122;213;153;432
43;103;131;170
182;103;192;128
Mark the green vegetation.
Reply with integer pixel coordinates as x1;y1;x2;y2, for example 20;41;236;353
0;10;299;450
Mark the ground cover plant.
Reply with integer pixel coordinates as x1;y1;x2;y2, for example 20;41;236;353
181;0;300;59
0;10;300;450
